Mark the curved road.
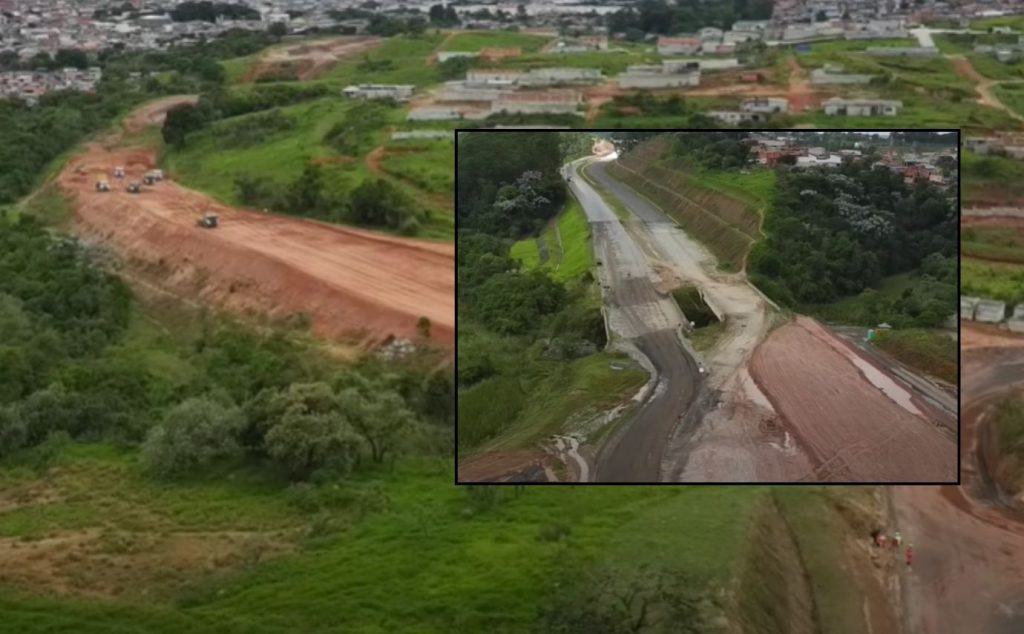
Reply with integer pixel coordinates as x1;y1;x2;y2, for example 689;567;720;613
896;332;1024;634
564;158;703;482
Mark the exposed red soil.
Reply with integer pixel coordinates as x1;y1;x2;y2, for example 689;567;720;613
749;316;956;482
786;56;820;114
60;98;454;350
457;450;551;482
243;37;382;82
893;324;1024;634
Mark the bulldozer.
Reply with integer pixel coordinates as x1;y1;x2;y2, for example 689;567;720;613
143;174;156;186
149;169;164;181
95;179;111;192
126;182;142;194
113;166;125;179
197;213;219;229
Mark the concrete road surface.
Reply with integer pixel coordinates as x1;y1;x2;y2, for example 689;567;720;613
566;157;703;482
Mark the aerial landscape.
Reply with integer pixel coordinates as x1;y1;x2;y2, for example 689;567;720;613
458;130;958;483
0;0;1023;632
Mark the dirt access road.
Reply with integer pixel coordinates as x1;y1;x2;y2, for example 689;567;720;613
59;97;454;348
566;156;703;482
895;323;1024;634
949;55;1024;124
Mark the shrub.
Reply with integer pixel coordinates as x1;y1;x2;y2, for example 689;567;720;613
142;397;244;477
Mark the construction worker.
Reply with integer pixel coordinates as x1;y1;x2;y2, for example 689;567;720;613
892;530;902;549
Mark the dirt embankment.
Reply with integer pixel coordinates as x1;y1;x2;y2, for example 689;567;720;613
749;316;957;482
59;98;454;349
609;138;761;270
242;37;382;82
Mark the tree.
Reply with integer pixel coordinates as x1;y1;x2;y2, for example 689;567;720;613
268;21;288;38
0;407;26;459
54;48;89;70
264;408;362;479
161;102;208;147
339;388;416;463
142;397;244;477
416;316;432;339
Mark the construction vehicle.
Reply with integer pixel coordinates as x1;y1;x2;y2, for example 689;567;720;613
126;182;142;194
149;169;163;181
197;213;219;229
95;179;111;192
143;174;156;185
113;166;125;179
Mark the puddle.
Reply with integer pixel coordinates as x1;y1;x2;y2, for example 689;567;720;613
837;346;923;416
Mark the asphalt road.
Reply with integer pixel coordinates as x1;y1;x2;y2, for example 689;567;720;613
566;158;702;482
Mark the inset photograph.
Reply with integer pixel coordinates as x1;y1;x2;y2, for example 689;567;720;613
457;130;958;483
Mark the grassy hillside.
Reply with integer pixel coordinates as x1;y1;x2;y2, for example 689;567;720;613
962;149;1024;207
993;397;1024;496
443;31;551;53
875;328;958;384
510;199;593;283
162;97;454;240
961;258;1024;305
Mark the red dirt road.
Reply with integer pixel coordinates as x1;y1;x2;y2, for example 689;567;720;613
243;37;382;82
894;323;1024;634
60;98;454;349
749;316;956;482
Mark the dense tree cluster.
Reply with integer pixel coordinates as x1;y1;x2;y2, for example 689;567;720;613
457;132;566;238
169;1;260;23
606;0;773;36
667;131;751;169
428;3;460;25
748;162;956;321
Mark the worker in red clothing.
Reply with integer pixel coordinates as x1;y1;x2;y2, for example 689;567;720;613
905;544;914;567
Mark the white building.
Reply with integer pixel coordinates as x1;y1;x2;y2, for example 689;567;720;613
823;97;902;116
961;295;980;319
810;63;875;84
617;64;700;89
342;84;415;101
490;90;582;115
708;110;765;124
795;155;843;168
657;36;701;56
976;299;1006;323
741;97;788;113
407;106;486;121
518;67;603;86
437;51;479;63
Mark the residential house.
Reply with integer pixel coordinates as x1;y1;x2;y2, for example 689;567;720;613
708;110;766;124
741;97;788;113
518;67;603;86
810;63;875;84
490;89;582;115
617;64;700;89
436;51;478;63
657;36;701;56
342;84;415;101
823;97;902;116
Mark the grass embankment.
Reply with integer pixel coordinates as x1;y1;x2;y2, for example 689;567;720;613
773;487;886;634
962;149;1024;207
971;16;1024;32
962;258;1024;306
609;139;764;270
509;199;593;283
875;328;958;384
457;323;646;452
993;397;1024;496
17;183;75;228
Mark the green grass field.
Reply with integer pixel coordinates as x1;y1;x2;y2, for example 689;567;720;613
322;34;446;86
962;258;1024;305
509;200;593;284
379;138;455;197
994;397;1024;495
963;223;1024;264
995;83;1024;118
971;16;1024;32
442;31;550;53
682;166;776;213
963;148;1024;205
793;92;1023;131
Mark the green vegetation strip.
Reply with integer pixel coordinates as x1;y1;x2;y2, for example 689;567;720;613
994;397;1024;495
875;329;957;385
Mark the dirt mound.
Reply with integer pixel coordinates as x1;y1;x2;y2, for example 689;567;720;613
244;37;382;82
749;316;956;482
58;103;454;350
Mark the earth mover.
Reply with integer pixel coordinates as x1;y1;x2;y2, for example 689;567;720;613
113;166;125;179
126;182;142;194
143;175;157;185
95;180;111;192
197;213;219;229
